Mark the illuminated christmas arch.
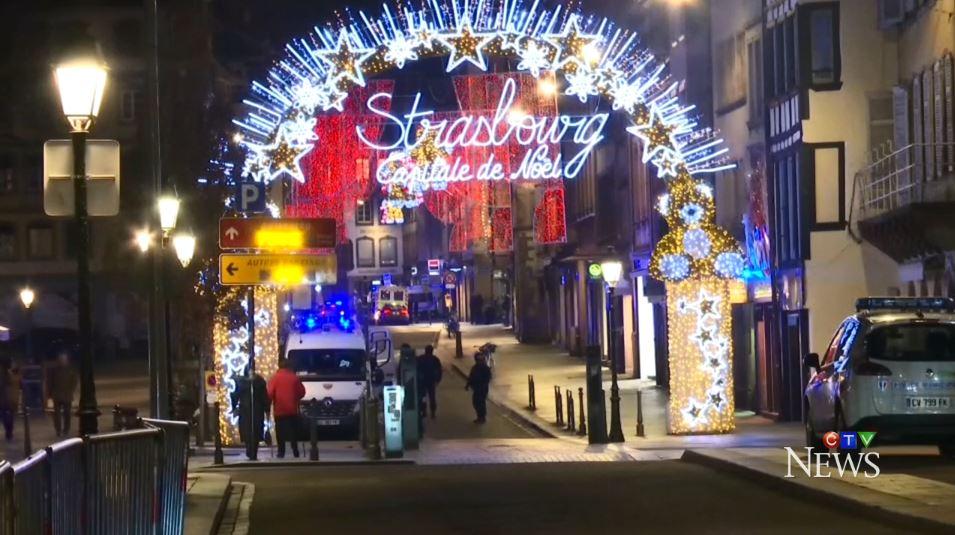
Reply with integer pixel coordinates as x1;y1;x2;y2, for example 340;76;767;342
228;0;745;434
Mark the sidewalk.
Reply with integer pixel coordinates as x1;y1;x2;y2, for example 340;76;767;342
442;323;802;450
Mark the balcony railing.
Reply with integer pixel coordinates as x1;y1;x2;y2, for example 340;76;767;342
852;142;955;222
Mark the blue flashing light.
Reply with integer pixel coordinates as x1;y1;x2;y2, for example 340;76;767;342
335;300;343;307
305;317;318;330
855;297;955;312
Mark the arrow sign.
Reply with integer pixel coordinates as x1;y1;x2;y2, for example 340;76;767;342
218;218;336;250
219;253;337;286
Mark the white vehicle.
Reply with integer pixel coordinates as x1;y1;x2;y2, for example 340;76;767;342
804;297;955;457
374;285;410;325
283;321;396;436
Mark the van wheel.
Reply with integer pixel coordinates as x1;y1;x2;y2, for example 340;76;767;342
805;400;825;449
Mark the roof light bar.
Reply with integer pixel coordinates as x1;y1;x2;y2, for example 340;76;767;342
855;297;955;312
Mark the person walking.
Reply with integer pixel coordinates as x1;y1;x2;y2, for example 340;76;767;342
267;358;305;458
232;367;269;461
465;353;492;424
0;359;14;441
46;352;77;437
416;345;442;419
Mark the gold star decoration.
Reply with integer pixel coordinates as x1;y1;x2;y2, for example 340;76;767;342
316;32;373;87
439;21;492;71
627;108;678;163
545;18;598;71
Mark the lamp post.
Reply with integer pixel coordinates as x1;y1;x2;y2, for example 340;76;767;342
600;258;624;443
19;288;35;363
55;58;107;435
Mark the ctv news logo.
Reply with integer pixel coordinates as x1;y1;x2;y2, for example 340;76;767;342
785;431;880;478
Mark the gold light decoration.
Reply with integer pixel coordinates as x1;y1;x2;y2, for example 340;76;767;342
214;287;280;445
270;141;298;169
666;279;735;434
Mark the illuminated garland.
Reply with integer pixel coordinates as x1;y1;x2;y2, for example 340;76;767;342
214;287;280;445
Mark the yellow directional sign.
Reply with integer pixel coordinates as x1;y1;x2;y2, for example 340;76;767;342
219;254;337;286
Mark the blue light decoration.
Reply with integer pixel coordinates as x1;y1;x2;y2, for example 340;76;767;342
714;251;746;279
660;254;691;280
229;0;736;200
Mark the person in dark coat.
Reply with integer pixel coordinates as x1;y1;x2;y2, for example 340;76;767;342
465;353;492;424
46;352;77;437
416;345;442;419
232;368;269;461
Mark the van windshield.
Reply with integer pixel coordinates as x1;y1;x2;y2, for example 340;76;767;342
287;349;366;379
866;323;955;362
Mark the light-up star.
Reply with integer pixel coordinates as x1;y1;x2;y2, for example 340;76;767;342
438;21;492;72
627;107;680;163
652;151;682;179
385;33;419;68
517;40;552;78
415;25;437;51
321;79;348;112
315;32;374;87
499;31;525;53
564;66;599;103
243;127;314;183
545;17;599;69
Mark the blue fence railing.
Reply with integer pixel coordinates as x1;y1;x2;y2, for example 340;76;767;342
0;420;189;535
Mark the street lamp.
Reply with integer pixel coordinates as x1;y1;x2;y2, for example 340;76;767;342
157;195;181;236
19;288;35;310
134;228;154;253
600;258;625;443
172;232;196;268
19;287;35;364
55;55;108;436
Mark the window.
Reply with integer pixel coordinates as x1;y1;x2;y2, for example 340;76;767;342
28;225;54;259
805;142;845;231
715;31;746;114
379;236;398;267
746;32;764;126
356;200;374;225
822;323;847;366
356;237;375;267
866;323;955;362
571;147;596;220
868;93;894;156
120;89;142;122
287;349;366;379
0;225;15;260
773;152;804;264
800;3;841;89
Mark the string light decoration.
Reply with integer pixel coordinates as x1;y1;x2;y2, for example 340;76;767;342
214;287;280;445
227;0;744;434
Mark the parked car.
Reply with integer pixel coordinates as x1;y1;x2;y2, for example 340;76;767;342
804;297;955;457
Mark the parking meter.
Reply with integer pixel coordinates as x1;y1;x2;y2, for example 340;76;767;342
399;349;419;449
383;385;403;458
586;345;608;444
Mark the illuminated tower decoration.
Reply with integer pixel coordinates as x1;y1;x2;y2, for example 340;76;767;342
225;0;743;434
213;287;280;445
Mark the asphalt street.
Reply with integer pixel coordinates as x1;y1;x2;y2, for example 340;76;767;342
229;461;927;535
384;326;538;440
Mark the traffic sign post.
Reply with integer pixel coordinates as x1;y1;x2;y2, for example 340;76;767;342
219;253;337;286
235;182;267;213
219;218;336;250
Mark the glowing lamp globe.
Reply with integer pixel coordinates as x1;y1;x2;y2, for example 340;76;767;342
54;61;107;131
134;228;153;253
157;196;181;234
600;260;623;287
172;233;196;267
19;288;35;309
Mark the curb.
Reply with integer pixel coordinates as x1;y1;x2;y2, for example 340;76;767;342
197;458;416;470
681;449;954;534
446;358;558;439
184;473;232;535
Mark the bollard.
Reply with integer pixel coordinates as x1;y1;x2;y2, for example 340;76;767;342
454;330;464;359
636;389;645;437
20;402;31;458
566;389;575;432
577;388;587;436
213;402;224;465
554;386;564;426
527;375;537;411
309;418;319;461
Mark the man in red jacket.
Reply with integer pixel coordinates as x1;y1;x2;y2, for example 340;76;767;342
267;358;306;458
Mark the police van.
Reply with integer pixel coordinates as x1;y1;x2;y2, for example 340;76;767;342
804;297;955;456
284;310;394;436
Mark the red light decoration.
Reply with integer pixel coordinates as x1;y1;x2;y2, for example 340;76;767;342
534;187;567;244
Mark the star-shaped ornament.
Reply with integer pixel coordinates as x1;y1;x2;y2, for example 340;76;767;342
439;21;492;72
499;31;525;53
243;127;314;184
316;32;374;87
545;17;599;70
627;107;679;163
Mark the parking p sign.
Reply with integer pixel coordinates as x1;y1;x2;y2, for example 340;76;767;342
236;182;267;213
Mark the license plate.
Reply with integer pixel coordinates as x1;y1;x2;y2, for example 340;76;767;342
316;419;340;426
905;397;951;409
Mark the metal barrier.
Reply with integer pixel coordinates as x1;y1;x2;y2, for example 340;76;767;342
85;428;161;535
12;451;49;535
554;386;564;426
565;389;575;432
0;462;12;535
577;388;587;437
46;439;84;535
527;375;536;411
143;418;190;535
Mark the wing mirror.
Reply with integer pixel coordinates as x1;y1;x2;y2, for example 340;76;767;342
803;352;821;371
